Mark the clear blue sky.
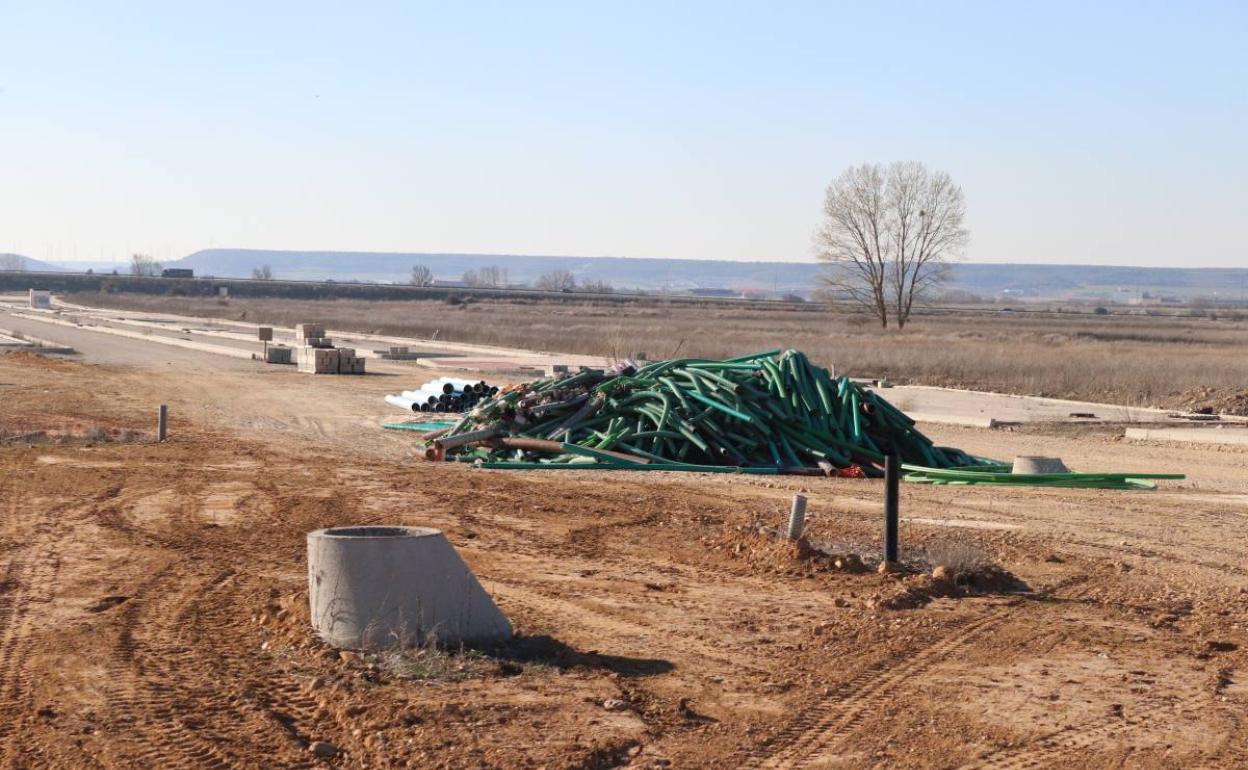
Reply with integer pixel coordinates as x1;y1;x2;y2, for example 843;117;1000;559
1;1;1244;266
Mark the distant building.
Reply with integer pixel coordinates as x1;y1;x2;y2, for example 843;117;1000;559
161;268;194;278
1127;295;1183;306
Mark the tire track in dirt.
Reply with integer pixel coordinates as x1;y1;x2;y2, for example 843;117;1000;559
738;609;1015;770
736;576;1097;770
0;511;87;770
81;464;326;770
93;567;245;770
1065;537;1248;579
490;580;773;676
957;698;1199;770
0;557;30;763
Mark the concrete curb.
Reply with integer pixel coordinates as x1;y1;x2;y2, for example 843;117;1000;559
1125;427;1248;447
10;312;258;360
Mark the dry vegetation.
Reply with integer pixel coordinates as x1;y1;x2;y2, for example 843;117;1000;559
72;292;1248;410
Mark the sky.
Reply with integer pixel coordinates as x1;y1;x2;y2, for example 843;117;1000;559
1;1;1245;267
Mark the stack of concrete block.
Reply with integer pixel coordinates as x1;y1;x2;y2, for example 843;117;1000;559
265;346;293;364
297;347;340;374
378;346;419;360
292;321;365;374
336;348;364;374
295;323;325;342
295;323;333;348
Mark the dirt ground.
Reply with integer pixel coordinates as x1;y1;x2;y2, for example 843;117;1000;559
3;350;1248;769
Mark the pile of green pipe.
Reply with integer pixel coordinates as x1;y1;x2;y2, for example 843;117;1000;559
432;349;980;474
902;463;1185;490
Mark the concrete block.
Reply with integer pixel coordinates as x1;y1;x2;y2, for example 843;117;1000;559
351;358;366;374
307;526;511;649
337;350;357;374
29;290;52;309
295;323;326;342
265;346;293;364
297;346;339;374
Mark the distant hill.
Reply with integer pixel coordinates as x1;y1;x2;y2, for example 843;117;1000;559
159;248;1248;302
168;249;811;292
0;254;64;272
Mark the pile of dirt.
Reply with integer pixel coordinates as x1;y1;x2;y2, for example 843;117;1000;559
702;527;874;577
1173;387;1248;416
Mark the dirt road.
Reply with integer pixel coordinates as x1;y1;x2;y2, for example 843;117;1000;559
3;339;1247;768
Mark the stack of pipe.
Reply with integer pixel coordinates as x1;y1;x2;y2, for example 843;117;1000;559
385;378;499;414
418;349;984;474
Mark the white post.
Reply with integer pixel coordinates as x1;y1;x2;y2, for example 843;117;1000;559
787;495;807;540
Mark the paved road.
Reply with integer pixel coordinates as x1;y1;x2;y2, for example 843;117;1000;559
0;307;263;370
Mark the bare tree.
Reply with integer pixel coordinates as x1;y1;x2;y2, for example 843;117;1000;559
535;270;576;292
463;265;508;288
0;254;24;271
129;253;162;276
251;264;274;280
580;279;614;294
815;161;967;329
410;264;434;287
479;265;508;288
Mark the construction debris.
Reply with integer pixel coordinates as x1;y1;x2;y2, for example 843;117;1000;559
422;349;978;473
386;378;498;414
406;349;1188;489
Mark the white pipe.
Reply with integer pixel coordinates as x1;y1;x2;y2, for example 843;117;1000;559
385;394;419;412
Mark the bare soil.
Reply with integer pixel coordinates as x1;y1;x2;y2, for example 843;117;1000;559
3;350;1248;768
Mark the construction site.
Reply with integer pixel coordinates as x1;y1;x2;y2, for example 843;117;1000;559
1;290;1247;769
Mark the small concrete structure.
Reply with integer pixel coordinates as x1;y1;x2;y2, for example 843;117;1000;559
307;526;511;649
1012;456;1070;474
29;290;51;309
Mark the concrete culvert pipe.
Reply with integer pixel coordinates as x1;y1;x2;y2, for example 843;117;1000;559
1011;456;1070;474
307;526;512;650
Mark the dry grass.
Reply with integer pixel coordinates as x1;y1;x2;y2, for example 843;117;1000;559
923;540;993;574
70;292;1248;409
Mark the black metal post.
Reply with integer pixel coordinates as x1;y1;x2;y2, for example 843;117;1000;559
884;451;899;563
